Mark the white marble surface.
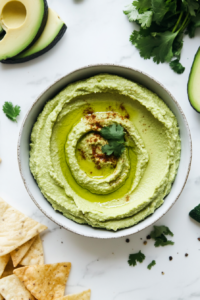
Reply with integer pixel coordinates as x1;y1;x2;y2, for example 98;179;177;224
1;0;200;299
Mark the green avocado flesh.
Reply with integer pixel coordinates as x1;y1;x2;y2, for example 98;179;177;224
0;0;48;60
188;47;200;113
12;8;66;62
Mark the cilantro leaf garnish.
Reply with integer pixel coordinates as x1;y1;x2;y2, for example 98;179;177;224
150;225;174;247
124;0;200;73
189;203;200;223
170;59;185;74
100;124;126;157
100;123;125;140
147;260;156;270
128;251;146;267
3;102;21;122
102;140;125;157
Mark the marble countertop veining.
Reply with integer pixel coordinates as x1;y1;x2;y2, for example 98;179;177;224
0;0;200;299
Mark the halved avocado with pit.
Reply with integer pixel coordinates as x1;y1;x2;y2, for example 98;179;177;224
0;0;48;60
2;8;67;64
188;47;200;113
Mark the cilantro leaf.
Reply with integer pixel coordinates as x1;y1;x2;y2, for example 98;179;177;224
150;225;174;238
170;59;185;74
154;234;174;247
124;4;139;22
187;0;199;16
3;102;21;122
102;140;125;157
189;203;200;223
131;30;177;63
187;13;200;37
152;0;170;24
138;11;153;27
133;0;152;12
150;225;174;247
147;260;156;270
100;124;125;141
128;251;146;267
124;4;153;27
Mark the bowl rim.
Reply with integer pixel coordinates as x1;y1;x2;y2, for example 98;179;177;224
17;63;192;239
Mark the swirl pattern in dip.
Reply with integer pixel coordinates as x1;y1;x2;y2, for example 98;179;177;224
30;74;181;231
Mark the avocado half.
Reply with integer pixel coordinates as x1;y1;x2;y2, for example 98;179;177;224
0;0;48;61
188;47;200;113
2;8;67;64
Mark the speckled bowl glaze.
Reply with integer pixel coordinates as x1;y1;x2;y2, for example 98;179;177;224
18;64;192;239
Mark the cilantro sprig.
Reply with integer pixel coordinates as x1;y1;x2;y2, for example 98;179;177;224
124;0;200;73
3;102;21;122
100;124;126;157
150;225;174;247
128;251;146;266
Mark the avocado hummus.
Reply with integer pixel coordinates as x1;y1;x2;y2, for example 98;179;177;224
30;74;181;231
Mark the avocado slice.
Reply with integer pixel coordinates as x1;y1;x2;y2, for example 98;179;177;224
188;47;200;113
2;8;67;64
0;0;48;60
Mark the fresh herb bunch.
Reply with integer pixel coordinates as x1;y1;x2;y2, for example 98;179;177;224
100;124;126;157
3;102;21;122
124;0;200;73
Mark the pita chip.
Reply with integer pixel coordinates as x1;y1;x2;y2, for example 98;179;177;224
14;262;71;300
20;235;44;266
0;294;3;300
0;198;47;256
0;255;9;277
11;236;36;267
57;290;91;300
0;274;35;300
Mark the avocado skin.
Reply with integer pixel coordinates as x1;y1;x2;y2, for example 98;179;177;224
0;0;48;61
187;47;200;113
1;24;67;64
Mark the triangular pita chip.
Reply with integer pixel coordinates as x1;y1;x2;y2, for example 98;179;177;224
0;294;3;300
0;198;47;256
0;255;9;277
0;274;35;300
57;290;91;300
1;257;22;279
14;262;71;300
20;235;44;266
11;236;36;267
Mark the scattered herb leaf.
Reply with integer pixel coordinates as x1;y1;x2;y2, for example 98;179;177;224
147;260;156;270
170;59;185;74
189;203;200;223
128;251;146;266
3;102;21;122
150;225;174;247
102;140;125;157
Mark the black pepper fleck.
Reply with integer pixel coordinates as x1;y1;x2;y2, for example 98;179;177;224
185;253;188;257
161;272;165;275
169;256;173;261
146;235;151;240
126;239;130;243
143;241;147;245
198;237;200;241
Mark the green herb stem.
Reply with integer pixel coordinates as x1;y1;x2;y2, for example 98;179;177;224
178;13;190;33
172;12;183;33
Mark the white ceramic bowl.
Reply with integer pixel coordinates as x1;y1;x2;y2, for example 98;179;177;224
18;64;192;239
